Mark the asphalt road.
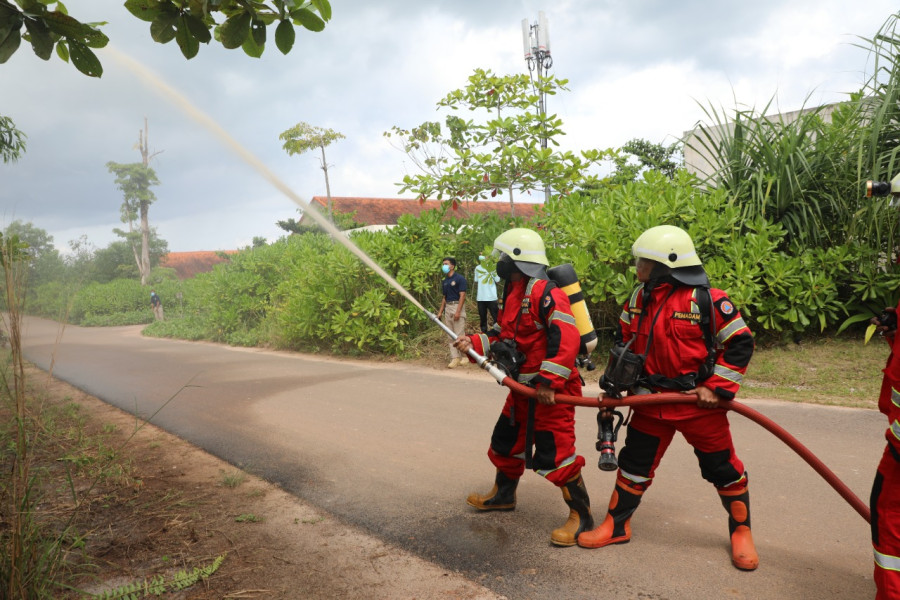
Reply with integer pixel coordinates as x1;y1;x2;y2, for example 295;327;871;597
20;316;882;600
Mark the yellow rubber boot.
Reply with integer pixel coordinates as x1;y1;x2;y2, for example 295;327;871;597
466;470;518;511
550;474;593;547
719;486;759;571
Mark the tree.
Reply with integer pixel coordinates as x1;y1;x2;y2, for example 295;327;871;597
276;207;362;235
386;68;604;216
279;122;345;220
0;114;26;163
64;234;97;283
611;138;683;183
0;0;333;77
106;160;160;285
93;234;169;283
2;220;65;286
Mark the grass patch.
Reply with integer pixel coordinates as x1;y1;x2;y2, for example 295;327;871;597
234;513;263;523
219;469;246;489
142;315;209;341
742;335;886;408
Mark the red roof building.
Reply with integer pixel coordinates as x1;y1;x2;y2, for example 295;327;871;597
160;250;237;279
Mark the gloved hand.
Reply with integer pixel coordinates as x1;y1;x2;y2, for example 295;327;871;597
872;307;898;336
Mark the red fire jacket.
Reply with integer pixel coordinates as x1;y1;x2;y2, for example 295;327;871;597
873;303;900;597
618;281;754;418
469;277;581;390
879;307;900;456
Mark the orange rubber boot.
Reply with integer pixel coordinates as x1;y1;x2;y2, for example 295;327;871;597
577;479;643;548
719;486;759;570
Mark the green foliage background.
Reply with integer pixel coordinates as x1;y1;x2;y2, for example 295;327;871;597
15;11;900;358
27;161;900;358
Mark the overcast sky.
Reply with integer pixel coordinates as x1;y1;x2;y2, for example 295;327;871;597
1;1;897;253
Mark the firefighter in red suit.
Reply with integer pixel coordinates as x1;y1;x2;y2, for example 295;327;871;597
453;228;593;546
870;304;900;599
577;225;758;571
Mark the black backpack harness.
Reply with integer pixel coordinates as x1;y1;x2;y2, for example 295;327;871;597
602;284;718;397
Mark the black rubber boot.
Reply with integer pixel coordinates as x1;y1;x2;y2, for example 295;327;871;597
467;470;518;511
551;474;594;547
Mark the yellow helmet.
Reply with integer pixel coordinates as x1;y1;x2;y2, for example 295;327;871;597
633;225;709;286
632;225;701;268
493;228;549;279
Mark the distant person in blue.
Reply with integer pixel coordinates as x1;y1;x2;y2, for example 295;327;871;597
474;254;499;334
436;257;467;368
150;289;164;321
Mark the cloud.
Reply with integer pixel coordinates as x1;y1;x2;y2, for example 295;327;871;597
1;0;898;252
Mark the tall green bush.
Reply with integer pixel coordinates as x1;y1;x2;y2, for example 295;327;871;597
269;209;522;354
541;171;851;336
69;279;186;326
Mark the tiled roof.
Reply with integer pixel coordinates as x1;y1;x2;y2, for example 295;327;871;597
160;250;237;279
305;196;541;226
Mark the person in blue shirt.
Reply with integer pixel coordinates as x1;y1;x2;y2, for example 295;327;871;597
436;257;468;368
150;289;164;321
474;255;499;334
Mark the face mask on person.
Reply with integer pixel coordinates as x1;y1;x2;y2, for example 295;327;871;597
496;255;516;280
478;255;485;261
441;264;451;274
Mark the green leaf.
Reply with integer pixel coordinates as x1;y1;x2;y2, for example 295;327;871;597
218;10;250;49
865;323;878;344
184;13;211;43
0;4;22;42
291;8;325;32
82;26;109;49
274;19;294;54
55;37;69;61
175;15;199;58
0;27;21;64
68;39;102;77
241;24;263;58
15;0;44;13
42;11;85;37
124;0;166;23
311;0;332;21
150;11;178;44
250;18;265;48
23;17;54;60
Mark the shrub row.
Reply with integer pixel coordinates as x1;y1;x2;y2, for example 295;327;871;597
29;172;900;355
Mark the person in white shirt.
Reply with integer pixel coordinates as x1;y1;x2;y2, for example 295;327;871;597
474;255;500;334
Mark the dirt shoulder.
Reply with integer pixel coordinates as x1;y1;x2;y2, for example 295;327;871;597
23;367;503;600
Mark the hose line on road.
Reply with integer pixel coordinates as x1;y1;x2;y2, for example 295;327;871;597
432;310;872;525
501;380;872;524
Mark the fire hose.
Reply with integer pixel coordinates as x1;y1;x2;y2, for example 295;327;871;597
427;311;872;524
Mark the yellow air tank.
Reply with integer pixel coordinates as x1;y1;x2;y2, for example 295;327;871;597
547;263;598;355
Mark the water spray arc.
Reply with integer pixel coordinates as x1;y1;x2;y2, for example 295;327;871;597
106;47;428;316
109;45;870;527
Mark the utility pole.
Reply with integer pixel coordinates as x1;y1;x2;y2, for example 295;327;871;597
522;11;552;203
